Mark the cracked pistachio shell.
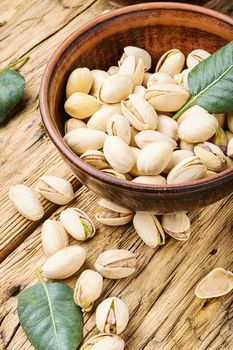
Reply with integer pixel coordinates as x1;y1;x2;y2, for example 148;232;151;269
227;113;233;133
64;128;107;155
118;55;145;86
35;175;74;205
195;268;233;299
133;212;165;247
95;249;136;279
133;85;146;98
137;141;173;175
156;49;185;76
180;140;196;152
81;334;125;350
164;149;194;173
101;168;127;180
65;118;87;133
211;128;227;154
95;208;133;226
60;208;95;241
87;104;122;132
108;66;120;75
42;245;86;279
157;114;178;140
178;112;219;143
9;184;44;221
119;46;151;71
121;94;158;131
103;136;135;173
145;84;190;112
98;198;133;214
65;92;100;119
161;212;191;241
90;69;109;97
177;105;209;125
96;297;129;335
194;142;226;172
132;175;166;185
214;113;225;128
147;72;176;87
135;130;177;149
173;68;190;90
107;114;131;144
98;74;134;104
41;219;69;256
66;67;93;98
129;146;142;177
80;150;109;170
227;138;233;158
186;49;211;69
167;156;207;184
74;270;103;311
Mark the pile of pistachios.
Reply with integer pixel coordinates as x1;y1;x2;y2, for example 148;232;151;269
63;46;233;185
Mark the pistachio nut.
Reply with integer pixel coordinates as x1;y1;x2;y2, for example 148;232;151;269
156;49;185;76
177;105;209;125
107;114;131;144
41;219;69;256
135;130;177;149
90;69;109;97
121;94;158;131
157;114;178;140
164;149;194;173
210;128;227;154
225;130;233;143
195;268;233;299
119;46;152;71
167;156;207;184
161;212;191;241
80;150;109;170
65;118;87;133
60;208;95;241
95;249;136;279
9;184;44;221
95;208;133;226
129;146;143;177
145;84;190;112
103;136;135;173
64;128;107;155
186;49;211;69
227;138;233;158
215;113;225;128
96;297;129;334
42;245;86;279
129;126;138;147
179;140;195;152
227;113;233;133
74;269;103;311
35;175;75;205
98;74;134;104
66;67;93;98
98;198;133;214
194;142;226;172
65;92;100;119
133;212;165;247
143;72;152;87
173;68;190;90
80;334;125;350
147;72;176;87
87;104;122;132
133;85;146;98
101;168;127;180
108;66;120;75
137;141;173;175
132;175;166;185
204;170;217;178
118;55;145;86
178;112;219;143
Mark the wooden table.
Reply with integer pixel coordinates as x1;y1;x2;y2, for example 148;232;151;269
0;1;233;349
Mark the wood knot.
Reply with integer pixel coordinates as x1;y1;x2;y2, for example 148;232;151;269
9;285;21;297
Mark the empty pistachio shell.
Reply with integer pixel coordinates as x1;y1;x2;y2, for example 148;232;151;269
121;94;158;131
133;85;146;98
157;114;178;140
119;46;151;71
195;268;233;299
74;270;103;311
164;149;194;173
65;118;87;133
179;140;195;152
90;69;109;97
42;245;86;279
87;104;122;132
108;66;120;75
65;92;100;119
156;49;185;76
147;72;176;87
214;113;225;128
41;219;69;256
132;175;166;185
64;128;107;155
135;130;177;149
98;74;134;104
96;297;129;335
161;212;191;241
60;208;95;241
35;175;75;205
137;141;173;175
101;168;127;180
80;334;125;350
173;68;190;90
145;84;190;112
95;207;133;226
186;49;211;69
107;114;131;144
211;128;227;154
118;56;145;86
227;138;233;158
80;150;109;170
9;184;44;221
167;156;207;184
66;67;93;98
133;212;165;247
227;113;233;133
95;249;136;279
194;142;226;172
98;198;133;214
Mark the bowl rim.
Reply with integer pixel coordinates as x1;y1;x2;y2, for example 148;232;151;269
40;2;233;193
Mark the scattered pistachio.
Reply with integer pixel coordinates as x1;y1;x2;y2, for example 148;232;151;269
161;212;191;241
80;334;125;350
133;212;165;247
41;219;69;256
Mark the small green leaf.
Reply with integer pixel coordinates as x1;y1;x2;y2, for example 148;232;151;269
17;280;83;350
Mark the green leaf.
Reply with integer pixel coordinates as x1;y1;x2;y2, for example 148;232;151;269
173;41;233;120
0;69;25;123
17;281;83;350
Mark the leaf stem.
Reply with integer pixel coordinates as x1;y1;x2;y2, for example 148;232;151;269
35;269;44;283
0;55;29;73
172;96;196;120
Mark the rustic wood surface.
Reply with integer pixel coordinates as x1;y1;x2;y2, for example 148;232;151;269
0;0;232;349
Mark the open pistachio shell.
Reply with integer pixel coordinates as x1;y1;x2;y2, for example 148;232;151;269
133;212;165;247
80;150;109;170
135;130;177;149
147;72;176;87
95;208;134;226
164;149;194;173
167;156;207;184
87;104;122;132
98;198;133;214
119;46;151;71
194;142;226;172
90;69;109;97
118;55;145;86
107;114;131;144
81;334;125;350
186;49;211;69
173;68;190;90
161;212;191;241
66;67;93;98
101;168;127;180
98;74;134;104
65;92;100;119
156;49;185;76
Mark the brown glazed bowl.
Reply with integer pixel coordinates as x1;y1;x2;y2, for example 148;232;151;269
40;2;233;213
